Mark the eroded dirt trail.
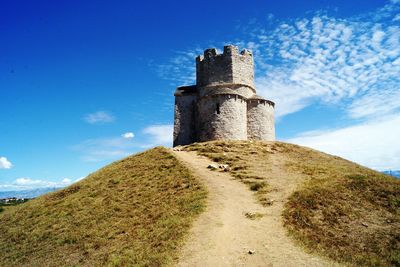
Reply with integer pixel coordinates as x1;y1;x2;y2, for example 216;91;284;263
172;150;339;267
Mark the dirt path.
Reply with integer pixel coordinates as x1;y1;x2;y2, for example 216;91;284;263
172;150;339;267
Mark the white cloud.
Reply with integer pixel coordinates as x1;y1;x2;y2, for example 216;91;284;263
84;111;115;124
287;114;400;170
154;2;400;172
348;87;400;119
73;125;173;162
61;178;72;183
251;7;400;118
143;124;173;146
156;49;202;86
157;2;400;120
0;177;74;191
122;132;135;139
0;157;12;169
72;136;136;162
74;176;86;182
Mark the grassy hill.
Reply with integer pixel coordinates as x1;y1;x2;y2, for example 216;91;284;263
0;147;206;266
1;141;399;266
184;141;400;267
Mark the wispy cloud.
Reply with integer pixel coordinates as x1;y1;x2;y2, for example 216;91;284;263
73;125;173;162
142;124;173;146
157;1;400;119
251;3;400;118
0;177;73;191
154;2;400;170
84;111;115;124
72;135;136;162
0;157;13;169
287;113;400;170
156;50;198;86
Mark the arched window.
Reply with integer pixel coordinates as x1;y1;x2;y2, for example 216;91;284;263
216;103;220;114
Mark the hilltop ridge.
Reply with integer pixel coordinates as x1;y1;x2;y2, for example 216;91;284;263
0;141;399;266
182;141;400;266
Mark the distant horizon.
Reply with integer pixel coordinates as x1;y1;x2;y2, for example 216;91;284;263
0;160;399;194
0;187;61;198
1;0;399;191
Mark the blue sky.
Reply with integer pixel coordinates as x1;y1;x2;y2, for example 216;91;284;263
1;0;399;191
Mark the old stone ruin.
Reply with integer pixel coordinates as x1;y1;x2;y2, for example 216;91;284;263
173;45;275;147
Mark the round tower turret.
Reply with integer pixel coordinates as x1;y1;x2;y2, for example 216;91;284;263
197;90;247;141
247;95;275;141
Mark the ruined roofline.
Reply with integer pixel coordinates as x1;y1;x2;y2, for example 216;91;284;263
201;88;247;99
199;92;275;107
174;82;258;97
174;83;275;107
200;82;256;93
248;96;275;107
174;85;197;96
195;45;253;62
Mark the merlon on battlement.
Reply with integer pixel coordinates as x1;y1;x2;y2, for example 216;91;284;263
196;45;253;63
196;45;255;89
174;85;197;96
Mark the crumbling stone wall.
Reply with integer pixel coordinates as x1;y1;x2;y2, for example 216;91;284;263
173;92;197;146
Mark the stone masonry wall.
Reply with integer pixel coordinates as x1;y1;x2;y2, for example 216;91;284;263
196;46;254;92
172;45;276;147
232;49;254;89
197;95;247;142
196;49;233;88
247;100;275;141
235;85;255;99
173;94;197;146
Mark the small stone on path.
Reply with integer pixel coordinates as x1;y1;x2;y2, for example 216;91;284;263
207;164;218;170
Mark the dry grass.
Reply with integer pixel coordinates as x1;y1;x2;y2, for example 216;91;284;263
183;141;273;205
282;146;400;267
184;140;400;266
0;147;206;267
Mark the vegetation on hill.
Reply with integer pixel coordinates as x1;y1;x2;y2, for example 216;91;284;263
282;145;400;267
0;147;206;266
0;198;30;213
184;141;400;267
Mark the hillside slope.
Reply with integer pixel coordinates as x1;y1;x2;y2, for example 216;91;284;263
1;141;398;266
173;149;336;266
0;147;206;266
183;141;400;267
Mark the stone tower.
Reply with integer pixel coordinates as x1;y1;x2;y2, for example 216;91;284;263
173;45;275;147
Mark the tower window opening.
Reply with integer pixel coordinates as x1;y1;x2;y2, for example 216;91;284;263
216;103;220;114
